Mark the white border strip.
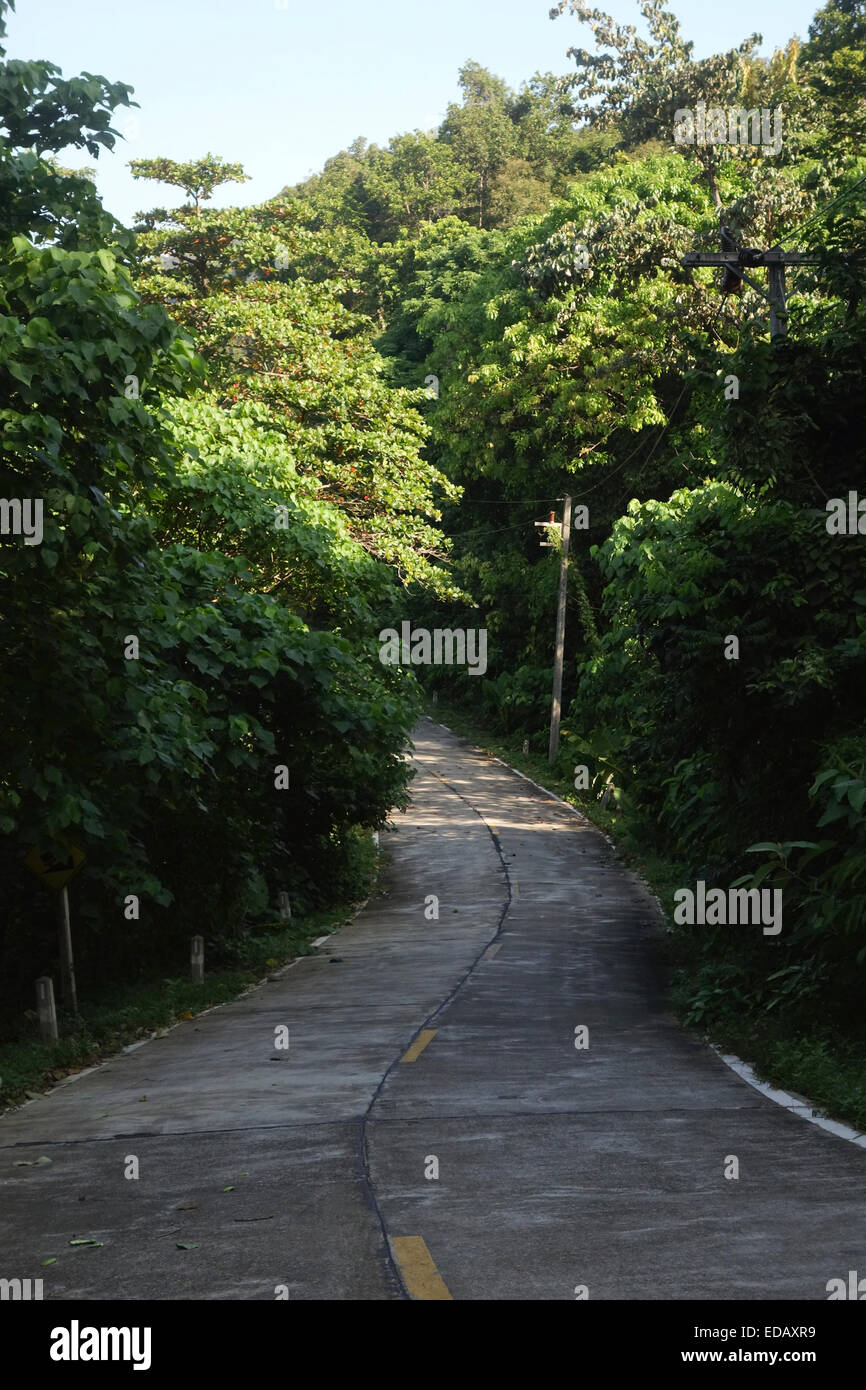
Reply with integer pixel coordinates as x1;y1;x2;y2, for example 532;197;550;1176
713;1047;866;1148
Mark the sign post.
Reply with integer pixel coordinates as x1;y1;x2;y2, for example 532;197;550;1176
24;840;85;1017
55;885;78;1015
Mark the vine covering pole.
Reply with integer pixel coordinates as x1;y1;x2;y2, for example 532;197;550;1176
548;496;572;762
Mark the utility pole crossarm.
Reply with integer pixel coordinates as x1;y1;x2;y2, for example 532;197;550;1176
681;242;828;340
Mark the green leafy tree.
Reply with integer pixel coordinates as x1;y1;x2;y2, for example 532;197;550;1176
357;132;472;240
550;0;802;215
439;62;518;226
129;171;463;598
0;12;427;1021
128;153;249;216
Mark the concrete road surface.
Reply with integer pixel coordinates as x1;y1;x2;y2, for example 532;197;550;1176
1;718;864;1300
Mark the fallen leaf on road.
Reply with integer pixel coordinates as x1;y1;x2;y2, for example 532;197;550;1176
69;1238;103;1248
222;1186;234;1192
42;1258;57;1266
175;1204;198;1211
176;1242;199;1250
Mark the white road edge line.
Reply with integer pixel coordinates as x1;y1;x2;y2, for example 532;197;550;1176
712;1047;866;1148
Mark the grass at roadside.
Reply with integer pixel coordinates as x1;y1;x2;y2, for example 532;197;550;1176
425;699;866;1134
0;838;379;1115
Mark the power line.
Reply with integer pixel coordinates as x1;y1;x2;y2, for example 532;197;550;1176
446;517;546;543
777;172;866;249
447;496;563;505
446;303;726;540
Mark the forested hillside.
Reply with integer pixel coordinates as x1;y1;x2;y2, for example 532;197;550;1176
1;0;864;1107
282;0;866;1063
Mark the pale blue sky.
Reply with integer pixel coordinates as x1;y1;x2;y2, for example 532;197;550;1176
5;0;820;225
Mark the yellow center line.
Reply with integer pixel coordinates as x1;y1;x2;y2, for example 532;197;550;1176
400;1028;437;1063
390;1236;453;1300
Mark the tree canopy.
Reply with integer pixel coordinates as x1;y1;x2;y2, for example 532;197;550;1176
2;0;865;1070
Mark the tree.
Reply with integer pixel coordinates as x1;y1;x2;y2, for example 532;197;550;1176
129;153;249;216
358;133;471;240
129;171;463;598
439;62;517;226
0;12;428;1016
799;0;866;154
485;157;552;227
0;0;133;247
549;0;798;215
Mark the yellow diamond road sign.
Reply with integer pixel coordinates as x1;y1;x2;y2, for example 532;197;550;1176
24;841;86;892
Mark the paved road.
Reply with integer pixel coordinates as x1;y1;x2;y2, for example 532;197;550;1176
2;719;864;1299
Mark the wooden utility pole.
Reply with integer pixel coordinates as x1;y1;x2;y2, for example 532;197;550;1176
765;248;791;339
681;244;822;339
547;496;572;762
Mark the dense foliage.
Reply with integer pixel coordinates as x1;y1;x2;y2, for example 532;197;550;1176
2;0;865;1058
286;0;866;1036
0;1;445;1016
